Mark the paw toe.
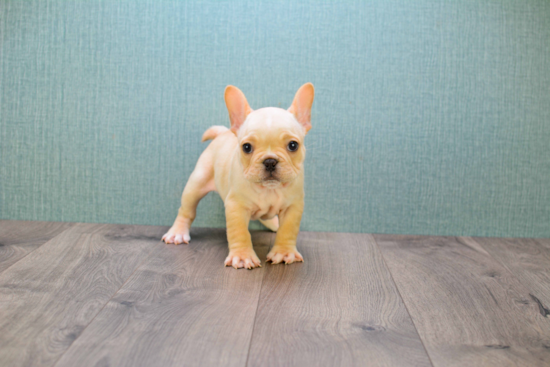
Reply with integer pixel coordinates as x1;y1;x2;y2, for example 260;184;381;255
267;248;303;265
244;258;256;269
271;253;285;264
162;233;174;244
283;253;295;264
162;231;190;245
225;251;261;269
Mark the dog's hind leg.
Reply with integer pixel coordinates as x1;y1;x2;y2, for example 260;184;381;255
163;150;215;245
259;216;279;232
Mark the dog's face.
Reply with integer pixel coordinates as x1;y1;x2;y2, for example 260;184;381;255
238;108;306;187
225;84;314;188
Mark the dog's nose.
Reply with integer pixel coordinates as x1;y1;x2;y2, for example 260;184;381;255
263;158;278;172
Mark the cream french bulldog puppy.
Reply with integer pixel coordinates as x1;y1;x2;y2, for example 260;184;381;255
162;83;314;269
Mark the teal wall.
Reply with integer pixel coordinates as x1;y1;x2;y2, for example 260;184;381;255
1;1;549;237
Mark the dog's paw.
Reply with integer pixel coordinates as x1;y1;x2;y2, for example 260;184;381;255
266;247;303;265
224;248;261;269
162;228;191;245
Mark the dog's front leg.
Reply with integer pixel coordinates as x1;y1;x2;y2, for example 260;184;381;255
267;202;304;264
224;200;261;269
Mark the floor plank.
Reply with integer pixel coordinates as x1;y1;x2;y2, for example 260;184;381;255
469;237;550;312
55;229;273;367
374;235;550;367
0;220;74;273
0;223;165;367
247;232;432;367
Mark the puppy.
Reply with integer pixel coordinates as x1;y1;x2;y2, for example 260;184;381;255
162;83;314;269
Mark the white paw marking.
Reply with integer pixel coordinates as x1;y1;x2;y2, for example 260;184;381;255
162;232;191;245
224;250;261;269
267;248;303;264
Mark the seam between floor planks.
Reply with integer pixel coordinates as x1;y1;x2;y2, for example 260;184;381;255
53;228;273;367
371;235;436;367
3;221;549;367
374;234;550;367
0;222;169;367
244;232;276;367
0;226;73;275
465;236;550;311
245;232;433;367
466;238;535;302
50;238;166;367
0;221;75;274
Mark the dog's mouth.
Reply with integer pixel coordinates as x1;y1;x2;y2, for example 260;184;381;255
263;170;278;179
260;173;281;187
261;179;280;188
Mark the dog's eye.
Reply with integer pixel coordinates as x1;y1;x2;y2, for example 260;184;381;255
287;141;299;152
242;143;253;154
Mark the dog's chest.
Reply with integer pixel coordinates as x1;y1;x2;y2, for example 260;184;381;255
250;189;287;220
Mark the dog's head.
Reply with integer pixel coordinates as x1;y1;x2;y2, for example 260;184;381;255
224;83;314;188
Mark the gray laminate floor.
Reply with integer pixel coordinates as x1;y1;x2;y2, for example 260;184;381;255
0;220;549;367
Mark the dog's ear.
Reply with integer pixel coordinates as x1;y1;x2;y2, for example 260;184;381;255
225;86;252;134
288;83;315;133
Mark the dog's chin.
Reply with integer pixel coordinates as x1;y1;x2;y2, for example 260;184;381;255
261;179;281;188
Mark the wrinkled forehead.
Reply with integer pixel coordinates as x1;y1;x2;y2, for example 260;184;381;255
238;107;305;139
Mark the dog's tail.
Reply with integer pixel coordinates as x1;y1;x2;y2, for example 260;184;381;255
201;126;229;142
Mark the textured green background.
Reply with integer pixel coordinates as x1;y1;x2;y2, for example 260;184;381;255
1;0;549;237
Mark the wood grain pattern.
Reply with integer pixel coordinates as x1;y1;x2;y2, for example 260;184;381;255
247;232;432;367
469;237;550;311
0;223;165;367
0;220;74;273
55;229;273;367
4;220;549;367
374;235;550;367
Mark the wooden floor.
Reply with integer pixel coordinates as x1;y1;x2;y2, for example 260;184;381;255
1;220;549;367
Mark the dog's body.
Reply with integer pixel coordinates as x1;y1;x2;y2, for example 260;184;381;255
162;84;314;269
